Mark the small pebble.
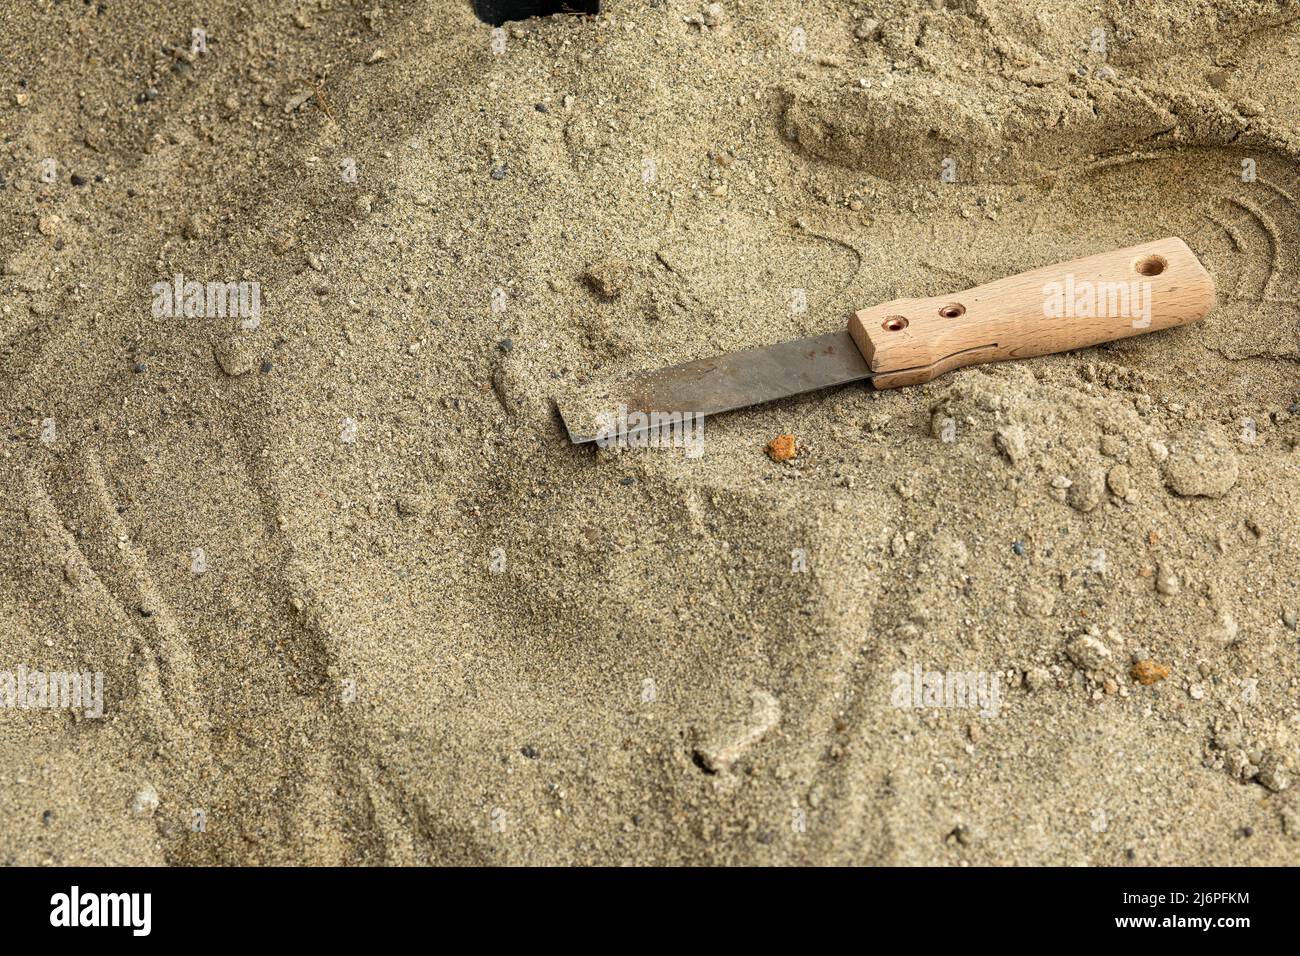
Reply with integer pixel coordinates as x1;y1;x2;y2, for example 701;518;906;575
854;17;880;39
693;690;780;774
1106;464;1130;498
993;425;1026;464
766;434;797;462
1130;659;1170;685
1155;564;1181;596
1066;633;1111;671
213;338;257;377
130;785;159;816
1258;756;1290;792
1067;468;1106;512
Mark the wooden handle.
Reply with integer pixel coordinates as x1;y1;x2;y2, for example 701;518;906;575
848;238;1215;389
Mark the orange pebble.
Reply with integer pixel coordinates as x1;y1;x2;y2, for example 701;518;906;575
766;434;797;462
1130;659;1171;685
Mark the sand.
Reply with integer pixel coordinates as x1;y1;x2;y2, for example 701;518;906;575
1;0;1298;865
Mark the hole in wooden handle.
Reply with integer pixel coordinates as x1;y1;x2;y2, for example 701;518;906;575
882;316;909;332
1134;254;1167;277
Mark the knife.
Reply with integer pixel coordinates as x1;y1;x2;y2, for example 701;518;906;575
557;237;1215;444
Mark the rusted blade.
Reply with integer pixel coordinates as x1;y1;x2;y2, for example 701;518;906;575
557;330;872;444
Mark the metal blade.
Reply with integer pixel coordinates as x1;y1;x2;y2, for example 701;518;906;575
557;330;872;444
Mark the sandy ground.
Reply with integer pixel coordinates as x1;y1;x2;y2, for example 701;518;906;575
1;0;1299;865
